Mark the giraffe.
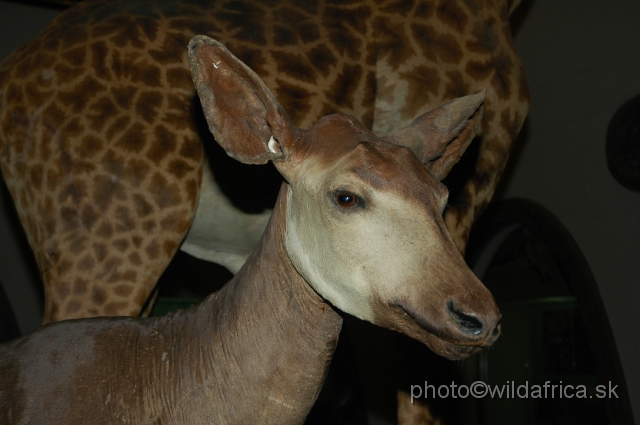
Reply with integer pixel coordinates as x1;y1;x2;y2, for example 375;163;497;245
0;0;529;323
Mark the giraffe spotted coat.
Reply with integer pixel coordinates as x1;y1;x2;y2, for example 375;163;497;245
0;0;528;322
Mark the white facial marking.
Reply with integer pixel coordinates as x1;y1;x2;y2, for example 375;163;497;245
284;168;445;324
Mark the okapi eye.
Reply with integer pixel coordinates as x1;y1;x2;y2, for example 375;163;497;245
335;190;359;208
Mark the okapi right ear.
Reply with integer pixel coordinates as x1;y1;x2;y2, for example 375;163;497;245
388;91;485;181
188;35;298;165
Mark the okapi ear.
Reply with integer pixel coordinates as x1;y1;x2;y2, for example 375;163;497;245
388;91;485;181
188;35;296;165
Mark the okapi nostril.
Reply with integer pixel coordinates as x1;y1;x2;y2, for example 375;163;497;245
492;318;502;338
447;300;484;336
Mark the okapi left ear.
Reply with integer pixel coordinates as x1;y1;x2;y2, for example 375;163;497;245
388;91;485;181
188;35;299;165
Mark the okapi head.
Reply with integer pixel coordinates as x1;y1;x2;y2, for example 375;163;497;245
189;36;500;359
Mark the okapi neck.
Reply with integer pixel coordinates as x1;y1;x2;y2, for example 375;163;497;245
175;182;343;423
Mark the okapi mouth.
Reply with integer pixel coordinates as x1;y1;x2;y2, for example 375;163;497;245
388;302;491;360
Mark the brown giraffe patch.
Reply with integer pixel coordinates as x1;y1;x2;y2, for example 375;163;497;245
53;62;84;85
500;108;523;143
81;204;100;230
61;46;87;67
148;173;181;208
96;221;114;239
166;68;193;91
61;77;106;112
466;18;500;54
375;17;412;69
77;255;96;272
444;70;470;100
218;4;267;46
123;158;150;187
115;123;146;153
105;116;131;139
60;207;80;233
59;180;86;206
24;84;50;107
308;45;337;78
96;17;146;49
178;135;201;161
113;238;130;253
380;0;418;15
65;299;82;315
466;54;513;100
114;206;136;232
42;103;67;128
92;175;120;210
114;284;134;297
184;177;199;206
147;125;177;164
328;63;363;108
93;243;108;262
411;23;463;64
68;235;88;254
167;158;194;179
88;97;119;132
133;287;150;307
34;51;58;70
90;41;112;80
273;24;297;46
56;260;73;281
63;118;86;139
275;80;313;124
104;301;127;316
131;236;143;248
272;51;317;84
28;164;44;191
111;85;137;109
436;0;469;33
119;54;162;87
132;193;154;218
128;251;143;266
73;278;89;294
145;239;160;259
163;239;179;257
78;135;105;159
142;220;156;234
159;211;190;233
149;35;187;66
91;287;107;305
137;15;161;41
400;65;441;120
136;92;163;124
6;82;24;106
163;111;192;131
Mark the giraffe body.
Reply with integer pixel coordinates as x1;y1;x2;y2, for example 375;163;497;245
0;0;528;322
